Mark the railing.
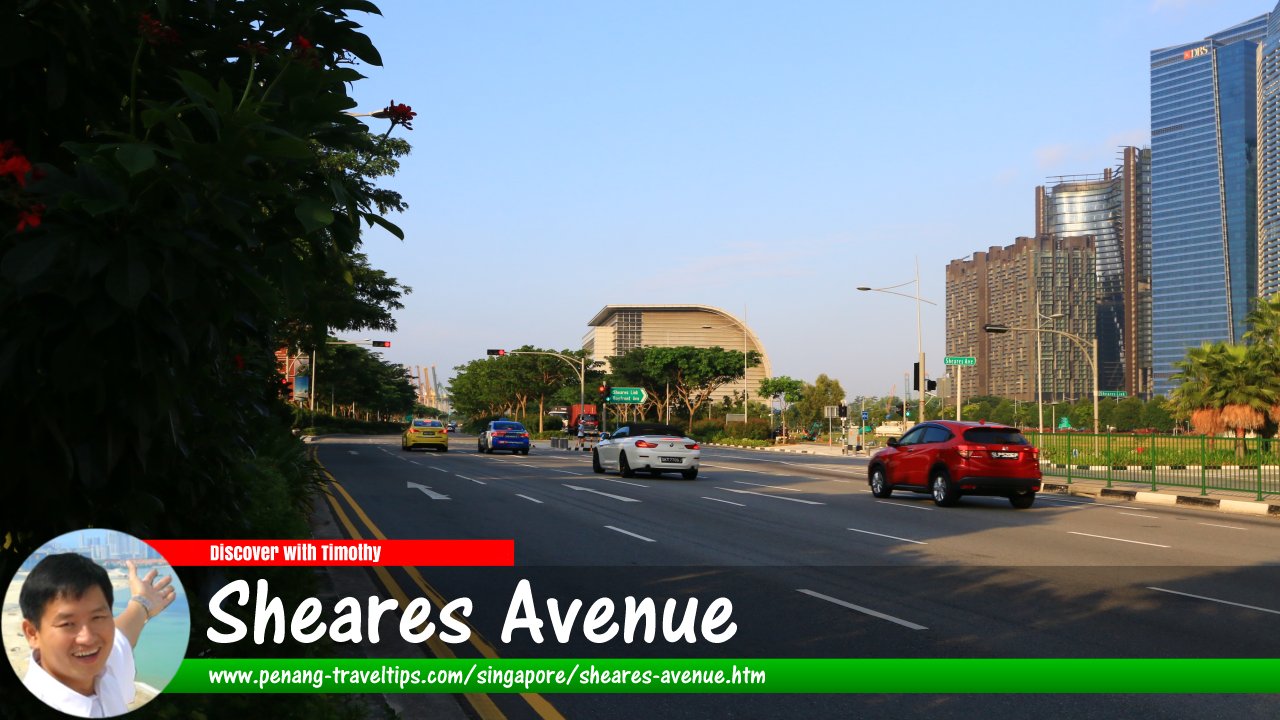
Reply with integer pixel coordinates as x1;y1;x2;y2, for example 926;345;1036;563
1030;432;1280;501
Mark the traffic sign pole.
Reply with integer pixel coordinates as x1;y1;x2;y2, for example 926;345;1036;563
943;356;975;421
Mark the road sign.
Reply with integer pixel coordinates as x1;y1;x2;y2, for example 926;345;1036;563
861;410;869;421
824;405;840;419
1099;390;1128;398
944;356;976;366
606;387;646;404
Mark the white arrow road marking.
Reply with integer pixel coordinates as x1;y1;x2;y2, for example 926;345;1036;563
1068;531;1168;548
406;482;451;500
605;526;655;542
516;494;543;504
716;488;824;505
1148;587;1280;615
797;589;927;630
848;527;927;545
562;484;641;502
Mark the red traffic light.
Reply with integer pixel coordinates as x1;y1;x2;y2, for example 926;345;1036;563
372;341;391;348
487;349;507;356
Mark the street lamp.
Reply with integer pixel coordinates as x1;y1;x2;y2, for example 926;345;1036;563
858;257;935;424
310;338;390;413
489;349;588;434
1034;293;1065;434
700;322;751;423
984;323;1097;435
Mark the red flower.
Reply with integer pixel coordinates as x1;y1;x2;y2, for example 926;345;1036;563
0;153;32;187
138;13;179;46
385;100;417;131
16;204;45;232
294;35;313;52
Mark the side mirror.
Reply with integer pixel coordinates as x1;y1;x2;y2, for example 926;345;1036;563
887;437;900;447
599;432;611;441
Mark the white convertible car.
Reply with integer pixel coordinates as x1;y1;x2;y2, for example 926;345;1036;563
592;423;701;480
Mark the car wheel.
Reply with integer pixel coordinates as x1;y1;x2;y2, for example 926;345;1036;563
681;468;698;480
931;469;959;507
1009;491;1036;509
869;467;892;498
619;452;635;478
520;449;529;455
592;449;605;474
440;446;448;453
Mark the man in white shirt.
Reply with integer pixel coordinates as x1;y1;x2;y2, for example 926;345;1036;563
19;553;177;718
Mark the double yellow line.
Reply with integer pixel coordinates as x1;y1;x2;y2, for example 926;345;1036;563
321;467;565;720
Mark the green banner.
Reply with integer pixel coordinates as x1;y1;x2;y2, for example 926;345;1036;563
168;658;1280;693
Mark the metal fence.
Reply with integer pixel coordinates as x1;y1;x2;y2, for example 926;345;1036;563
1029;431;1280;501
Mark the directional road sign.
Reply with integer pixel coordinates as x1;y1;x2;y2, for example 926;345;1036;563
944;356;976;366
606;387;647;404
1099;390;1128;398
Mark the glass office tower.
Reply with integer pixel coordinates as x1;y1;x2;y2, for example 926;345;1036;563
1259;6;1280;299
1150;15;1268;396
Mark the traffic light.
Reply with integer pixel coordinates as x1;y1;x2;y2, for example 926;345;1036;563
838;404;848;418
599;383;610;399
372;340;391;348
906;410;912;418
487;349;506;356
913;362;920;390
925;379;937;392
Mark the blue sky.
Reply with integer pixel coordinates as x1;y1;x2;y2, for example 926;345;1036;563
338;0;1269;398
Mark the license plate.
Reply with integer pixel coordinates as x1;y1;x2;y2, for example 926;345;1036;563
660;456;681;463
991;451;1019;459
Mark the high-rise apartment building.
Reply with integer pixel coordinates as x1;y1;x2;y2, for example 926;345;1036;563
1258;5;1280;298
946;236;1096;404
1150;14;1269;396
1036;147;1152;398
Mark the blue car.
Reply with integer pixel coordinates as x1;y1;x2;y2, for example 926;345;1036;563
478;420;531;454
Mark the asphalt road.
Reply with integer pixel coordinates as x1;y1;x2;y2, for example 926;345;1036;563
313;434;1280;719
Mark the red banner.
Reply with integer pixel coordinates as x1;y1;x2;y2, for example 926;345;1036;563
146;539;513;567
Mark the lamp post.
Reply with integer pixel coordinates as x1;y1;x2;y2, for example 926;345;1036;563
1035;292;1065;434
492;350;588;434
858;257;935;424
308;337;391;413
700;321;752;423
984;323;1097;435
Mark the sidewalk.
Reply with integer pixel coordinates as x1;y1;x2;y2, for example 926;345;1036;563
703;442;1280;519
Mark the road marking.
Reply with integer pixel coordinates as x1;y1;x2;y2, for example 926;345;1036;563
1067;531;1169;548
797;589;927;630
875;500;934;511
431;466;449;473
605;478;649;488
848;528;927;545
407;482;451;500
516;494;543;504
1198;522;1247;531
733;480;803;493
347;450;359;455
1148;587;1280;616
1038;496;1095;506
562;484;640;503
1117;512;1160;519
604;526;655;542
703;463;767;474
456;475;486;485
549;469;586;476
716;488;824;505
701;497;746;507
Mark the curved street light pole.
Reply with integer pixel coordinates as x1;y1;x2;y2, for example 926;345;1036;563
857;258;936;424
502;350;587;433
985;324;1097;435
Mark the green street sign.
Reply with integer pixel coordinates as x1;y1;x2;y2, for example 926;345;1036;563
1099;390;1128;398
606;387;647;404
944;356;976;366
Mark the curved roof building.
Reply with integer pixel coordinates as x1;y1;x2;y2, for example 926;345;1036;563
584;305;771;402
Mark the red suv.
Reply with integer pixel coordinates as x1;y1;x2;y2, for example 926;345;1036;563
867;420;1041;508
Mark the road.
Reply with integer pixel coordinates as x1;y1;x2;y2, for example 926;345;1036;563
314;434;1280;719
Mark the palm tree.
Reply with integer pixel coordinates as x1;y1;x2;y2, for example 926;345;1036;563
1244;294;1280;434
1198;344;1274;460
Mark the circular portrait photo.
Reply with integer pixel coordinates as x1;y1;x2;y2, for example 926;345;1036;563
4;529;189;717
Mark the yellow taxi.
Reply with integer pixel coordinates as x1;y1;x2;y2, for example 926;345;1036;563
402;418;448;452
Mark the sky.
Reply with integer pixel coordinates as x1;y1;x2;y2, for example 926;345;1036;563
337;0;1272;398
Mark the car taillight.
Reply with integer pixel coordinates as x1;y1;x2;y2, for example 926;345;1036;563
956;444;982;459
520;432;529;438
635;440;658;448
492;431;506;437
685;443;699;450
1031;447;1040;460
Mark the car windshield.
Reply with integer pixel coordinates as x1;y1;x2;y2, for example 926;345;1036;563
963;427;1028;445
493;422;526;431
630;424;686;438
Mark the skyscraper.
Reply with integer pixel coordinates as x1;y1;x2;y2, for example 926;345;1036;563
1036;147;1152;398
1258;5;1280;299
1150;14;1269;396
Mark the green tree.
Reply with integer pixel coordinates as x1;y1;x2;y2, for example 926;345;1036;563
759;375;805;436
792;374;846;428
638;346;758;423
